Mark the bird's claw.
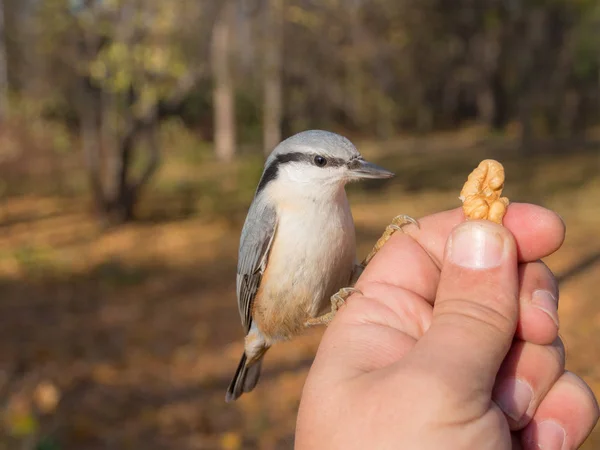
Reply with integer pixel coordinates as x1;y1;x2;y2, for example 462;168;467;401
304;287;362;327
389;214;419;231
362;214;419;266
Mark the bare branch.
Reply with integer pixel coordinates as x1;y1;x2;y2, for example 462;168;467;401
131;118;161;195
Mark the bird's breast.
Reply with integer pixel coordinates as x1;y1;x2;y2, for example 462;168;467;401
253;196;356;341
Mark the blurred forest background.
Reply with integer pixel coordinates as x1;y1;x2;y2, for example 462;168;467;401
0;0;599;448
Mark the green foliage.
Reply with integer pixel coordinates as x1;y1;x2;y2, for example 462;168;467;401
160;118;211;164
3;0;599;216
237;89;263;144
81;2;196;118
10;245;61;277
36;437;62;450
573;2;600;79
21;0;600;141
6;412;38;437
91;258;149;287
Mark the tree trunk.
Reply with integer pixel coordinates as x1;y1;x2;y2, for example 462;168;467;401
79;79;107;214
112;122;136;223
211;0;236;162
79;87;161;224
0;0;9;122
104;116;160;224
123;119;161;221
263;0;283;155
101;90;121;203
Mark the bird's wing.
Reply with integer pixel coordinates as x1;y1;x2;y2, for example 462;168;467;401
236;197;278;333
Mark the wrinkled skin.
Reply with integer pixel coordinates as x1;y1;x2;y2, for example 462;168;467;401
297;204;599;450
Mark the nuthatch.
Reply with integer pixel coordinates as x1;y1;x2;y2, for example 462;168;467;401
226;130;416;402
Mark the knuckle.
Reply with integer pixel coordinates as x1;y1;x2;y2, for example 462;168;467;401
533;260;558;288
346;282;430;337
522;260;559;296
546;336;566;370
395;368;487;423
434;296;516;338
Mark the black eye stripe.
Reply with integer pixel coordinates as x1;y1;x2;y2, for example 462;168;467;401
328;157;347;167
276;152;310;164
256;152;350;193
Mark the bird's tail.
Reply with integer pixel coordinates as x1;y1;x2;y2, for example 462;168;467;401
225;351;265;402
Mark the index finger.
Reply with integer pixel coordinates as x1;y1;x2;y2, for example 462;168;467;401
356;203;566;304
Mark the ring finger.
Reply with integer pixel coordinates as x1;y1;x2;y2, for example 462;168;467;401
493;337;565;430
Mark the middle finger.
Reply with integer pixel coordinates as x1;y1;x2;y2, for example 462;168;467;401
492;337;566;431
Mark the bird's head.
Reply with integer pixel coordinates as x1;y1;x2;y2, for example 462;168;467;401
257;130;394;199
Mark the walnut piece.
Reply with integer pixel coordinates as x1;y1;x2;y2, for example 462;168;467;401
459;159;509;224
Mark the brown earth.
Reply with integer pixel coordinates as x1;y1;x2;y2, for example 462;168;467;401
0;132;599;449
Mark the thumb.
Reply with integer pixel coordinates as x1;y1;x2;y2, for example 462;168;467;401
412;220;519;393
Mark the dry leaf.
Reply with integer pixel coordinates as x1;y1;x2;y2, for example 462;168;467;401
220;431;242;450
33;381;60;414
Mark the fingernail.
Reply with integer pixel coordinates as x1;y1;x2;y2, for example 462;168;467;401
449;222;505;269
534;420;565;450
495;377;533;422
531;290;559;328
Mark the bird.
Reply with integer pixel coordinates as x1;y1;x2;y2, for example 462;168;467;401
225;130;416;402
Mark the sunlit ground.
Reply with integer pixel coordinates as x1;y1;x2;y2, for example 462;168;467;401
1;129;599;449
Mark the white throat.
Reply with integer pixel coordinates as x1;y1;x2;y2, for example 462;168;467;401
267;162;348;206
265;176;347;208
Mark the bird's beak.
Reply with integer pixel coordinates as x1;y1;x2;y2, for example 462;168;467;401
347;158;395;179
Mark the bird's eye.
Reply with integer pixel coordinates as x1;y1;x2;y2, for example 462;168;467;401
313;155;327;167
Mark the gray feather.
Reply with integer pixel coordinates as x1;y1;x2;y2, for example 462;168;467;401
225;352;265;402
236;194;277;333
265;130;359;167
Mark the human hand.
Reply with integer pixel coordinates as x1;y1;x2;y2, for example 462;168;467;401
296;204;599;449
